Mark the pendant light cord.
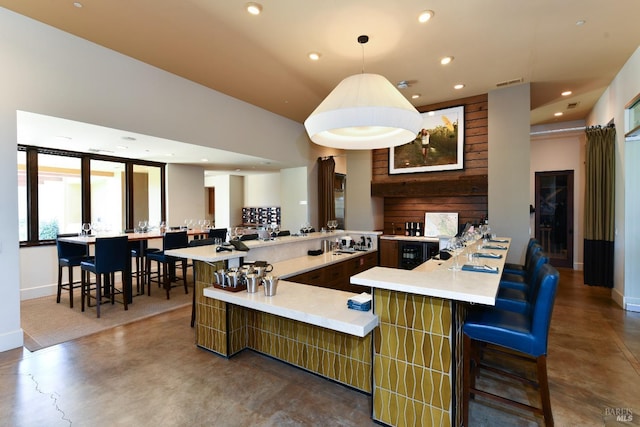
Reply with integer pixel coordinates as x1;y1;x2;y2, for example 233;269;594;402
358;35;369;74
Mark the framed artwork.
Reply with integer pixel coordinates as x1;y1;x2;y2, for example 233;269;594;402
389;105;464;174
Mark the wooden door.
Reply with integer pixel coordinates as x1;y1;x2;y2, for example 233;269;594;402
535;170;574;268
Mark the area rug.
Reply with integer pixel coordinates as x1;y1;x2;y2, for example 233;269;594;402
21;286;192;351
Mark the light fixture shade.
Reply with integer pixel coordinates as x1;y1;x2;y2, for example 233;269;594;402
304;73;422;150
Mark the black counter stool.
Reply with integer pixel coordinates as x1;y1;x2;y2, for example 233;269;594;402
124;229;157;296
56;234;93;308
80;235;130;318
463;263;559;426
503;238;541;276
146;230;189;299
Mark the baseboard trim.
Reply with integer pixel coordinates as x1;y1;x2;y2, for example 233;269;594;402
624;297;640;313
611;288;625;310
0;328;25;352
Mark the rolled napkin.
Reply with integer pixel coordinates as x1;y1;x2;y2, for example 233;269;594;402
473;252;503;259
461;264;500;274
489;238;509;243
482;244;507;250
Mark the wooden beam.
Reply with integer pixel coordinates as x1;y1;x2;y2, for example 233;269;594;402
371;175;488;198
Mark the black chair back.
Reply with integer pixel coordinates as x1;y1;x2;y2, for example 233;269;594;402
208;228;227;241
93;236;129;274
189;238;217;247
56;235;89;259
163;230;188;251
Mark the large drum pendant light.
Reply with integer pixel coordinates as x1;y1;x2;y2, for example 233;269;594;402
304;35;422;150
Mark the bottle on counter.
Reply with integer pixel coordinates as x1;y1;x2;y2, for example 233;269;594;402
405;222;410;236
415;222;422;237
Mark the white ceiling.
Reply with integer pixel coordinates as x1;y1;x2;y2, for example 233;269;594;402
4;0;640;171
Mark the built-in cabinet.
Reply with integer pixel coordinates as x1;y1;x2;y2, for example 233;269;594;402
287;251;377;293
379;239;399;268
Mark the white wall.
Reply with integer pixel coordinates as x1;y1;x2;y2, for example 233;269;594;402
488;84;532;265
530;127;586;270
166;164;206;227
588;46;640;310
0;8;312;352
244;173;281;207
280;167;309;232
345;150;383;232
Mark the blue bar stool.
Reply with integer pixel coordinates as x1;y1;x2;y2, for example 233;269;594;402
146;231;189;299
463;263;559;426
499;246;545;292
503;238;540;276
56;234;93;308
495;251;549;314
80;235;130;318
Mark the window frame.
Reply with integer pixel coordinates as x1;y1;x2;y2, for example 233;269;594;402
18;144;166;247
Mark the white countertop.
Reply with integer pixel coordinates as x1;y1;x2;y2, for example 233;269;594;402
351;238;510;306
379;235;440;243
203;282;377;337
171;240;379;337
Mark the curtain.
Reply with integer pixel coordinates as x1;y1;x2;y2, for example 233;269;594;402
318;157;335;231
584;124;615;287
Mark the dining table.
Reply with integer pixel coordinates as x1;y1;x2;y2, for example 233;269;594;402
58;228;211;303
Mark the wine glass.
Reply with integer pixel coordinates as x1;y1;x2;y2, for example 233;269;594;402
82;222;92;236
448;237;463;271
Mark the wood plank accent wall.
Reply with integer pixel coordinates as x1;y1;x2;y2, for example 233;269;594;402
372;94;489;235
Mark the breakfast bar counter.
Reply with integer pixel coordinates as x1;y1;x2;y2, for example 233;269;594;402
168;233;508;427
349;238;508;427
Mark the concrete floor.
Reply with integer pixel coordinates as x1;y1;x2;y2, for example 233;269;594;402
1;268;638;426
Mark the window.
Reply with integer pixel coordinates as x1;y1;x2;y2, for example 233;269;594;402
38;154;82;238
18;145;165;245
17;151;27;241
90;159;125;234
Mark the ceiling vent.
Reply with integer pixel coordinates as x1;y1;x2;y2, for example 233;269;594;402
496;77;523;88
567;102;580;109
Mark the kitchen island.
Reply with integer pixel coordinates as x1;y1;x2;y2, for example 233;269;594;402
166;231;380;393
167;233;507;427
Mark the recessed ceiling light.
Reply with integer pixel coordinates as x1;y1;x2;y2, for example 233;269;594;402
454;84;465;90
165;153;174;156
418;10;434;23
246;2;262;15
427;111;435;116
576;19;586;26
56;135;72;141
554;112;563;117
116;145;128;150
411;94;421;99
201;158;209;162
440;56;453;65
308;52;321;61
73;2;83;8
396;80;409;89
561;91;572;96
